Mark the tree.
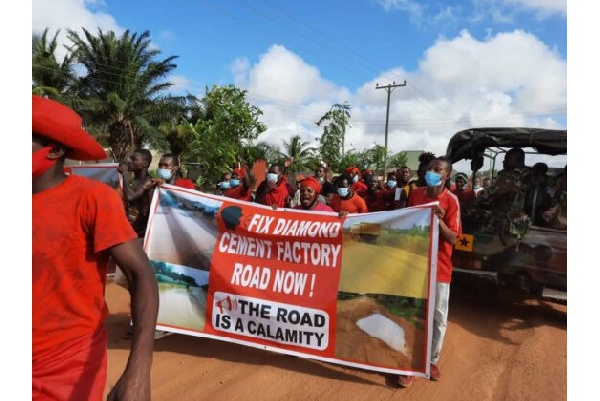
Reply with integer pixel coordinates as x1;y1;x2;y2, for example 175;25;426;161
315;102;351;171
387;151;409;170
279;135;318;172
32;28;75;98
157;93;204;161
66;28;183;162
239;141;281;168
189;85;267;182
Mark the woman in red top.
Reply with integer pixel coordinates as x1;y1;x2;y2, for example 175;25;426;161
329;174;368;215
294;176;334;212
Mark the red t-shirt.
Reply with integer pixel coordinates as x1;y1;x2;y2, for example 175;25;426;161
364;189;390;212
408;187;462;283
174;177;195;189
452;188;476;205
352;180;368;197
224;184;252;202
329;193;369;213
33;175;137;359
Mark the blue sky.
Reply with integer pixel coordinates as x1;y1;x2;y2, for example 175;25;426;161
32;0;568;170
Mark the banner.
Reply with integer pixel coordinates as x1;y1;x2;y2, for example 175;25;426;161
64;163;122;190
144;184;439;378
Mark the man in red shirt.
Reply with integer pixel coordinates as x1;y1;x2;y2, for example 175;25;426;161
396;156;462;388
255;163;292;208
155;153;196;189
32;95;159;401
224;167;255;202
329;174;369;215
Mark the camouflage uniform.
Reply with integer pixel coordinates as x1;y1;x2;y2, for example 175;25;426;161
478;167;532;240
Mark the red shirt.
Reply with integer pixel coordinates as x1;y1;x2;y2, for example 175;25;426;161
259;176;290;208
408;187;462;283
330;192;369;213
352;180;368;197
174;177;195;189
224;184;252;202
364;189;390;212
33;175;137;359
452;188;476;205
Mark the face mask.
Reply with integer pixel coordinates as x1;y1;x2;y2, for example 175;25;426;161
230;179;240;187
425;171;443;187
219;181;231;189
32;145;58;178
157;168;173;180
352;175;359;183
387;180;397;189
317;177;324;183
337;187;349;197
267;173;279;183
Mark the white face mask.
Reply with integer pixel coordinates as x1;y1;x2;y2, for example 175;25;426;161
267;173;279;183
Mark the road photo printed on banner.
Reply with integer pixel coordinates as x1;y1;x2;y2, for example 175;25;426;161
143;184;439;377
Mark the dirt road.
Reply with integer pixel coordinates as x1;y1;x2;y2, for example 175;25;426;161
103;281;566;401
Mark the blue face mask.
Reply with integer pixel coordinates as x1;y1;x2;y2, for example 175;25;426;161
337;187;349;197
352;175;359;183
157;168;173;180
387;180;397;189
425;171;443;187
230;179;240;187
267;173;279;182
219;181;231;189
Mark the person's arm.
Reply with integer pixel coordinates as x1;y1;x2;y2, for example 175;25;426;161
107;240;159;401
242;167;255;191
119;165;153;203
438;219;458;246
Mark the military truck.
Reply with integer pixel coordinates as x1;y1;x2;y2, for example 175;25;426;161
445;128;567;303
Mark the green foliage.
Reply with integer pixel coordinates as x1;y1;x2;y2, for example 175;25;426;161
279;135;318;172
378;225;430;255
65;28;185;162
387;151;409;169
32;28;75;98
189;85;267;183
316;102;351;171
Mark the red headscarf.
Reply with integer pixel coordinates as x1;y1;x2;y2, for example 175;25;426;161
233;168;245;179
344;167;359;176
299;176;321;193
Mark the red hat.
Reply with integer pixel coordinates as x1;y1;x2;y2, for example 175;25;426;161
362;169;372;178
233;168;245;179
32;95;107;161
344;166;359;175
299;176;321;193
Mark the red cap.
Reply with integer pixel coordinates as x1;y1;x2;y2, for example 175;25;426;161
32;95;107;161
299;176;321;193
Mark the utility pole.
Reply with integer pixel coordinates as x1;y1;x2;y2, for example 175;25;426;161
376;80;406;174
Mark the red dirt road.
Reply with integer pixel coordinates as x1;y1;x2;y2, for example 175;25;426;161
103;282;566;401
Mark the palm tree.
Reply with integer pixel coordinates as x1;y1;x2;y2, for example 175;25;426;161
157;93;204;161
66;28;184;162
32;28;75;98
279;135;318;172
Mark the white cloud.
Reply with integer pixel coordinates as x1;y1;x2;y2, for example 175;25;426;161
236;30;566;170
505;0;567;19
167;75;192;93
32;0;124;60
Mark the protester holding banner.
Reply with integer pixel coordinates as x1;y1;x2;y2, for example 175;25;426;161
224;167;254;202
32;95;159;401
329;174;369;215
154;153;195;189
118;148;155;238
396;156;462;388
294;176;334;212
